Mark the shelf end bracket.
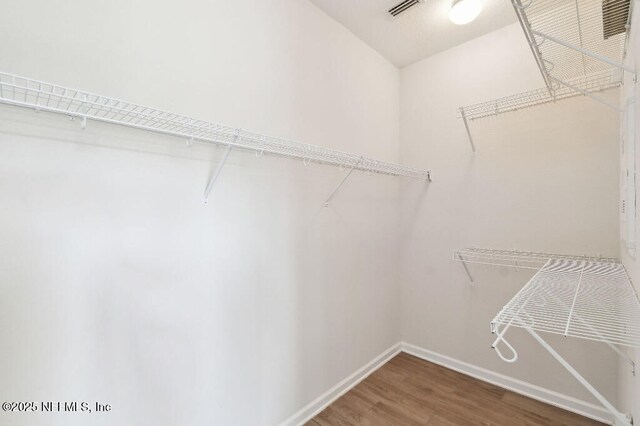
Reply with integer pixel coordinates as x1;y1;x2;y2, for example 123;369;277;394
526;328;633;426
457;253;474;284
324;158;362;207
460;108;476;155
532;30;636;78
202;133;237;205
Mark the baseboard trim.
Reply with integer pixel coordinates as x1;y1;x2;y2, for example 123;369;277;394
401;342;614;425
278;342;402;426
279;341;614;426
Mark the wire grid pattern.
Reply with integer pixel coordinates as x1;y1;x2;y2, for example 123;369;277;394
453;247;618;270
514;0;630;82
460;70;621;120
0;72;429;180
492;259;640;348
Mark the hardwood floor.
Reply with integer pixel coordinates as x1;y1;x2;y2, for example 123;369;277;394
306;352;604;426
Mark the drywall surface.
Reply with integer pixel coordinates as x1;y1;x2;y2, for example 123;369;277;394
0;1;402;425
619;1;640;422
399;23;621;408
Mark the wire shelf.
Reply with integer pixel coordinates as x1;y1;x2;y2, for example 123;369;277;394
491;259;640;348
0;72;430;180
453;247;618;270
513;0;632;84
460;70;621;120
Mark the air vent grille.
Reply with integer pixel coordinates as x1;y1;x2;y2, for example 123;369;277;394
602;0;630;40
388;0;422;17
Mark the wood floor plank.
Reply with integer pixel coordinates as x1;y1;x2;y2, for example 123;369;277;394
366;401;431;425
313;405;359;426
309;353;605;426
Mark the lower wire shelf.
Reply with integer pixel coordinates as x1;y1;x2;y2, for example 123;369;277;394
491;258;640;348
490;258;640;426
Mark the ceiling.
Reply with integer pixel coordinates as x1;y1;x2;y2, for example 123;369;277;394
308;0;518;68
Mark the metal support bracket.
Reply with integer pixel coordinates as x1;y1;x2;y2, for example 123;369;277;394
526;328;632;426
491;324;518;363
532;30;636;77
80;93;88;130
512;0;555;92
456;253;474;284
202;134;237;205
323;158;362;207
459;108;476;155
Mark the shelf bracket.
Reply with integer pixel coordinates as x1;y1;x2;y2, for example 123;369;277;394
565;295;636;375
459;108;476;155
202;135;236;205
491;324;518;363
456;253;474;284
526;328;632;426
532;30;636;78
512;0;555;92
551;76;623;112
80;93;88;130
324;158;362;207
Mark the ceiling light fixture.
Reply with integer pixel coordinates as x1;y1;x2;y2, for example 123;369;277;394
449;0;483;25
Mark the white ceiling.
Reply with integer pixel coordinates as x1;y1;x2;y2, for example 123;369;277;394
308;0;518;68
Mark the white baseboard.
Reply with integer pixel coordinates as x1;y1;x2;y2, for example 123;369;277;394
401;342;614;425
278;342;402;426
279;341;614;426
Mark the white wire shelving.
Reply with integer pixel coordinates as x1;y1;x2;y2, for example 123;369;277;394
489;258;640;425
492;259;640;348
514;0;633;85
452;247;617;283
0;72;431;204
459;0;635;154
453;247;617;269
459;70;622;122
452;247;640;423
458;70;623;153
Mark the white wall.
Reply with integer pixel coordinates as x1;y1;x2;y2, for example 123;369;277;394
619;1;640;422
0;1;403;425
399;22;621;410
0;1;630;424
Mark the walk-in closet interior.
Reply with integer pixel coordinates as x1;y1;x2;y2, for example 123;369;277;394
0;0;639;425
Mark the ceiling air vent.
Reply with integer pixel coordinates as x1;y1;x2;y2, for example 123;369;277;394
602;0;630;39
388;0;423;17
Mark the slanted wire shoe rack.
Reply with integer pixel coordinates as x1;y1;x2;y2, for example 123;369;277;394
0;72;431;206
454;248;640;426
459;0;635;154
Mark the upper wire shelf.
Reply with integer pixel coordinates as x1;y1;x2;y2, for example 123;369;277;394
457;0;633;152
459;70;621;121
513;0;633;87
0;72;430;180
453;247;618;270
491;258;640;348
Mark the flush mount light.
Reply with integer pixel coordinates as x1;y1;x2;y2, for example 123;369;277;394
449;0;483;25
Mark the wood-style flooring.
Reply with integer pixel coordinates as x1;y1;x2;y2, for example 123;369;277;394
306;352;604;426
